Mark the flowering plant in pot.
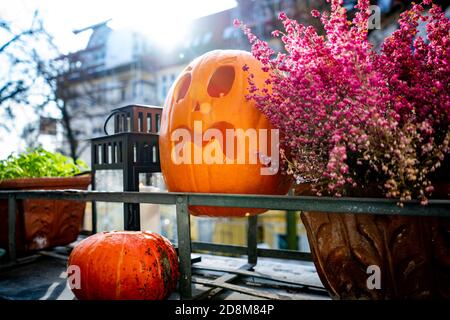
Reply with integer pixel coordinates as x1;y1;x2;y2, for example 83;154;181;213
0;148;91;254
236;0;450;299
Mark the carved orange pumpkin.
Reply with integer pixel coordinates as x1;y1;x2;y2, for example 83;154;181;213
159;50;292;217
67;231;179;300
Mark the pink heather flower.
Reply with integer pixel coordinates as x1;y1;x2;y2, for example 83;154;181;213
278;12;287;20
237;0;450;203
311;9;320;18
271;30;281;37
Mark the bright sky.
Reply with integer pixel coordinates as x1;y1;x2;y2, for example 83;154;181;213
0;0;237;52
0;0;237;159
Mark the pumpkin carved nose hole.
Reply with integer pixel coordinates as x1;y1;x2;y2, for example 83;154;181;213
207;65;235;98
175;73;191;103
193;102;200;112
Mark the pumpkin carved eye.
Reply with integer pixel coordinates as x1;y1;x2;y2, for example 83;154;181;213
207;65;235;98
175;73;191;103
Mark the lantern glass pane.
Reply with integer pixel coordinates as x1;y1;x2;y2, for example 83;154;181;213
94;169;124;232
147;114;152;132
139;172;176;240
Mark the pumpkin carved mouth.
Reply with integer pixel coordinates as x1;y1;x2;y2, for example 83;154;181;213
208;121;237;160
172;122;237;161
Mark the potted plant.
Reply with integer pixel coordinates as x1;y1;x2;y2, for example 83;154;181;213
236;0;450;299
0;148;91;254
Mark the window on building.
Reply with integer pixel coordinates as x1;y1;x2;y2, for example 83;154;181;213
192;36;200;47
96;85;106;104
203;32;212;44
133;81;138;98
92;127;103;135
223;26;236;40
161;75;168;100
70;99;79;110
167;74;176;91
378;0;392;13
73;129;84;137
343;0;357;10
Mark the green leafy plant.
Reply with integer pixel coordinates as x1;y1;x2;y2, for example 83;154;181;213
0;148;88;180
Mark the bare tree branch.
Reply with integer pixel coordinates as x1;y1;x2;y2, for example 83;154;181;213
0;81;26;104
0;29;36;53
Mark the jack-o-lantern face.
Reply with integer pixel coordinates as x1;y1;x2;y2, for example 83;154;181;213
159;50;292;217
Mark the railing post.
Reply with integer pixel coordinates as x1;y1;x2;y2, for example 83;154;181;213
91;201;97;234
91;169;97;234
123;137;140;231
247;215;258;266
176;195;192;299
8;195;17;262
286;210;298;250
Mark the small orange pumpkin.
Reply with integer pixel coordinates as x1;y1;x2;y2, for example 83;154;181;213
159;50;292;217
67;231;179;300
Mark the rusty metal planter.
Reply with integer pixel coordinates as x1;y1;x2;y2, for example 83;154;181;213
298;183;450;300
0;175;91;254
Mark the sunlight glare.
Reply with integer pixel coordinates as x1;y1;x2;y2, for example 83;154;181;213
109;0;233;51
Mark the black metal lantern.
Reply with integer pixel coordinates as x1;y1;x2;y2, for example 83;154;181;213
90;104;162;231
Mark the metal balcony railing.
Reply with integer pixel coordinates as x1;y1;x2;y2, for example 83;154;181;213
1;189;449;299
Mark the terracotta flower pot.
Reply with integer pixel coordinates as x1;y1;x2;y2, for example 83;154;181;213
0;175;91;254
297;183;450;300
